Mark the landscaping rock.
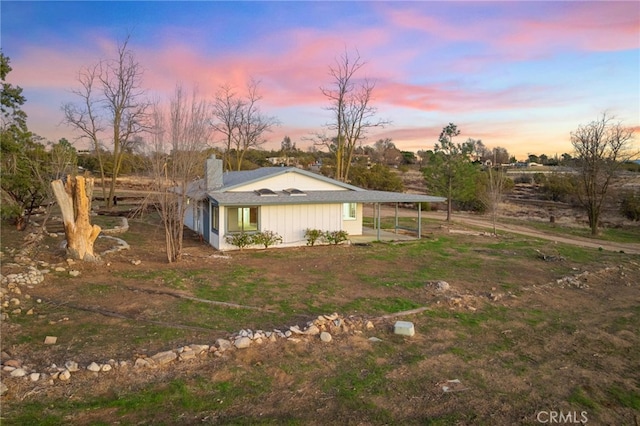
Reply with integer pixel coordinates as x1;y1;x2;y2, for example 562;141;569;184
215;339;232;351
320;332;332;342
151;350;177;365
179;350;197;361
3;359;21;368
234;336;252;349
9;368;27;377
304;325;320;335
65;361;79;372
44;336;57;345
58;370;71;381
436;281;450;291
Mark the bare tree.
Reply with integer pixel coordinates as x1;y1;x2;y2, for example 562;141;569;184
62;63;108;204
63;36;149;208
210;84;243;171
150;84;211;262
320;49;389;182
210;80;278;171
482;167;510;235
571;112;636;235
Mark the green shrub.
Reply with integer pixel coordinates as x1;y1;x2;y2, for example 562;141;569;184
324;230;349;245
251;230;283;248
513;174;533;184
620;193;640;221
0;204;22;224
541;173;577;203
417;202;430;211
224;232;253;250
304;228;324;246
533;172;547;185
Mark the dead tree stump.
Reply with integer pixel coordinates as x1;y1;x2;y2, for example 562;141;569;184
51;176;102;262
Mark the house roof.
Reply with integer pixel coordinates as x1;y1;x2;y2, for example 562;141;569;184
220;167;363;192
210;190;445;206
185;166;446;206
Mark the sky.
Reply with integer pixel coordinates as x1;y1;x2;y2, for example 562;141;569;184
2;1;639;160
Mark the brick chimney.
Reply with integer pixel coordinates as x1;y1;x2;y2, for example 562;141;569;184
204;154;223;190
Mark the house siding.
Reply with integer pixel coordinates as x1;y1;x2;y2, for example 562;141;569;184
183;201;196;230
210;202;361;251
342;203;363;236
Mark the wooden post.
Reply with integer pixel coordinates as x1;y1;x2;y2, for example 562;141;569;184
51;176;102;262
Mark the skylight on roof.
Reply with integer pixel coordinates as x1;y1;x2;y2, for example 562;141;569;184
255;188;278;196
283;188;306;196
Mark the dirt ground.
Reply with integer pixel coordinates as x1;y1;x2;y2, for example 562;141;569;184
1;197;639;424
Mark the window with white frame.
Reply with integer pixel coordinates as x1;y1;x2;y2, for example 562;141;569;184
227;206;259;232
343;203;357;220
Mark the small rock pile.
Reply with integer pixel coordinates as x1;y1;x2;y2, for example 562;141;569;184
1;253;82;321
0;313;376;396
556;271;590;289
1;266;45;286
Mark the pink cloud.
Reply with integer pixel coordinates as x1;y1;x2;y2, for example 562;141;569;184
383;2;639;63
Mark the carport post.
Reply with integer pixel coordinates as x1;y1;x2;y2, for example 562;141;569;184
395;203;399;234
376;202;381;241
417;202;422;239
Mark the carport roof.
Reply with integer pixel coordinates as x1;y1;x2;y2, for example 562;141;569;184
208;189;445;206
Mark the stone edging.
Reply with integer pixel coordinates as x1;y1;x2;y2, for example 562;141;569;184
0;313;375;396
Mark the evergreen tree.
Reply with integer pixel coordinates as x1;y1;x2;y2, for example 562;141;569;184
422;123;479;222
1;52;50;229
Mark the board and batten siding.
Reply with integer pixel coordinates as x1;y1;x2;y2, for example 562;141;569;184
259;203;343;247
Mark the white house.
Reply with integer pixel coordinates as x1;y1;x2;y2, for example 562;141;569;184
183;155;445;251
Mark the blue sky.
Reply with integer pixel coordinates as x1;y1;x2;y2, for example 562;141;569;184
2;1;638;160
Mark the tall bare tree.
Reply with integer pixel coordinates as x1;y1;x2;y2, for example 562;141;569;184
63;36;149;208
571;112;636;235
210;84;242;171
150;85;211;262
320;49;389;182
211;80;278;171
481;167;510;235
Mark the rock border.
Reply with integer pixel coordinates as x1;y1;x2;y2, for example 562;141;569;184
0;313;376;396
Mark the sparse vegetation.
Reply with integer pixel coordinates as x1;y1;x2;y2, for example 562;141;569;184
224;232;253;250
250;230;283;248
1;211;638;424
323;229;349;245
304;228;324;246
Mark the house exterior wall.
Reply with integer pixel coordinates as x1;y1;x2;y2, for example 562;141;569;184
209;201;363;251
183;201;196;230
183;200;204;236
342;203;363;236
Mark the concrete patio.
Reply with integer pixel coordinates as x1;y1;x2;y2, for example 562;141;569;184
349;227;420;244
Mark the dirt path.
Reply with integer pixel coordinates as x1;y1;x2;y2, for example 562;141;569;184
382;207;640;255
